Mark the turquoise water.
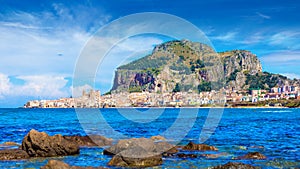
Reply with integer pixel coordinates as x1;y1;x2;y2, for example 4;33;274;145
0;108;299;168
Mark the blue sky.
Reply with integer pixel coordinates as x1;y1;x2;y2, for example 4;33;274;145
0;0;299;107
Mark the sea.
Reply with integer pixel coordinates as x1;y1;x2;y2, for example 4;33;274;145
0;108;299;169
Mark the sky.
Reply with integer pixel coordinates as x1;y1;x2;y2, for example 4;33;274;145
0;0;299;107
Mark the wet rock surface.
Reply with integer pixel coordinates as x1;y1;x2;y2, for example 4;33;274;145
63;135;112;147
0;149;29;160
237;152;267;160
1;142;20;146
21;129;79;157
177;153;197;158
182;141;218;151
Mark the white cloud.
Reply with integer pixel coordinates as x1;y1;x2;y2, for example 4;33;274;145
0;73;11;98
15;75;69;98
0;73;69;100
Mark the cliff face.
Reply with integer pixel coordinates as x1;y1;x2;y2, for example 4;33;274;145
111;40;264;93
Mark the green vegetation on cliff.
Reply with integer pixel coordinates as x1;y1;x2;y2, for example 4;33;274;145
111;40;293;93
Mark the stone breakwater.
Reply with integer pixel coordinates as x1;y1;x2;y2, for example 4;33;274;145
0;129;266;168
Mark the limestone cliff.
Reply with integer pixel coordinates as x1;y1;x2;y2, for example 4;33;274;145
110;40;281;93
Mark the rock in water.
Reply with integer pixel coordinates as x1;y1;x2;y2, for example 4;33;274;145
41;160;107;169
183;141;218;151
21;129;79;157
63;135;112;147
0;149;29;160
103;137;156;155
155;142;178;156
237;152;266;160
150;135;166;141
177;153;197;158
104;138;165;167
3;142;20;146
210;162;257;169
108;146;162;167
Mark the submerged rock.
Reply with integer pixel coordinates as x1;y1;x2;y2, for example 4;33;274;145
210;162;257;169
2;142;20;146
40;160;107;169
177;153;197;158
183;142;218;151
237;152;266;160
201;152;229;159
21;129;79;157
0;149;29;160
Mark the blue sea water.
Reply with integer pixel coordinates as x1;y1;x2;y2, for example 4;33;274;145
0;108;299;168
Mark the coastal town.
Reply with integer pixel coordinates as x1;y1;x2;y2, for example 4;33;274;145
24;81;300;108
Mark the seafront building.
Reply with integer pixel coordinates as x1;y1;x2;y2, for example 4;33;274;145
24;82;300;108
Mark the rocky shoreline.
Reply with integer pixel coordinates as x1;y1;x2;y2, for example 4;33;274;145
0;129;269;169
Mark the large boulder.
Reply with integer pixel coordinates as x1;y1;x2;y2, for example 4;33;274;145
155;142;178;156
183;141;218;151
108;146;162;167
210;162;257;169
103;137;156;155
237;152;266;160
21;129;79;157
41;160;107;169
63;135;112;147
0;149;29;160
105;138;173;167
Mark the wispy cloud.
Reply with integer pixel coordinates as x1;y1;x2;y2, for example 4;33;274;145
269;31;300;46
261;50;300;63
210;31;237;41
281;73;300;79
256;12;271;19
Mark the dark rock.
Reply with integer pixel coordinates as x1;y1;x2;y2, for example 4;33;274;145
0;149;29;160
103;137;156;155
177;153;197;158
63;135;112;147
40;160;107;169
210;162;257;169
21;129;79;157
108;146;162;167
183;141;218;151
237;152;266;160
